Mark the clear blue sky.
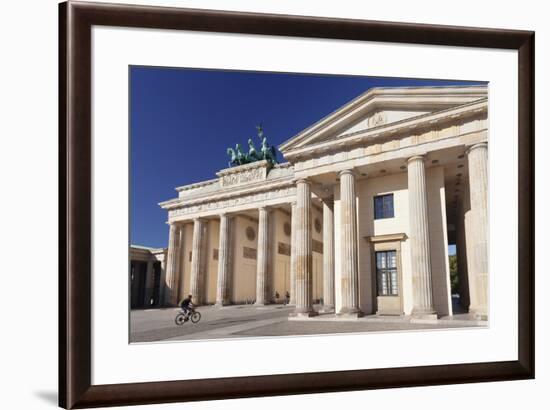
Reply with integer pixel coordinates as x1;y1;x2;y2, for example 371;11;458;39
130;66;482;248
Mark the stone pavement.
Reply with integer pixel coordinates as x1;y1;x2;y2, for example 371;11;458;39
130;304;486;343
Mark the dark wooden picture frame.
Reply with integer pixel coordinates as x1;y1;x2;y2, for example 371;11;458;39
59;1;535;408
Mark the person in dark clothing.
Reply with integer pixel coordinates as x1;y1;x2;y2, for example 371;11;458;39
284;291;290;305
180;294;193;317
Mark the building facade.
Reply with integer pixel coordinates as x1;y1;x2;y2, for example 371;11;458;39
130;245;167;309
157;86;489;319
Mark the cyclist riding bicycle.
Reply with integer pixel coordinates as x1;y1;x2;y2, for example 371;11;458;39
180;294;193;318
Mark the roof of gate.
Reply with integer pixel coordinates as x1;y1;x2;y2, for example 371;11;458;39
278;85;488;154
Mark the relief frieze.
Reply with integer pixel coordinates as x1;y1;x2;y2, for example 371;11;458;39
169;186;296;219
221;167;265;187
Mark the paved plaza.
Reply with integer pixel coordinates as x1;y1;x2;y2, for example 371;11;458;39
130;304;486;343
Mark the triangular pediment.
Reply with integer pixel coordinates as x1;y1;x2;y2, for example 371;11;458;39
278;86;487;153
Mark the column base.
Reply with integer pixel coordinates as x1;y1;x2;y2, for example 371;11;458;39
214;301;230;308
319;304;335;314
289;307;318;317
411;307;438;320
337;307;363;318
254;302;267;307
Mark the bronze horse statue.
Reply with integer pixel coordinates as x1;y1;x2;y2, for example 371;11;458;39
226;125;278;167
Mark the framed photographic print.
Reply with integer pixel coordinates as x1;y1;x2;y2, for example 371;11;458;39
59;1;534;408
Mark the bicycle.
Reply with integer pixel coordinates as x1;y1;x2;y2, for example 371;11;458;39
175;308;201;325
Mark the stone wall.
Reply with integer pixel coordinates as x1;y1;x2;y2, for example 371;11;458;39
231;215;259;304
333;169;451;316
357;172;409;315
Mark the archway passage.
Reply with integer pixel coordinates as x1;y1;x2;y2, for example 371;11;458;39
444;153;471;315
130;261;147;309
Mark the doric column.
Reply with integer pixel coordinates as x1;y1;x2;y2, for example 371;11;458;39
163;223;181;306
321;197;335;312
291;179;317;317
289;202;297;305
456;196;471;310
175;226;186;303
255;207;270;305
144;259;154;307
190;218;205;305
407;155;436;318
216;213;232;306
339;170;362;316
466;143;488;318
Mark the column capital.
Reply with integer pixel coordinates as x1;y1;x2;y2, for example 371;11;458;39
219;212;235;221
294;178;311;186
258;205;271;213
338;168;356;177
466;142;488;154
407;154;426;164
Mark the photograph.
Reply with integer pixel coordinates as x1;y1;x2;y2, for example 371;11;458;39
129;67;489;343
2;0;544;408
54;1;536;407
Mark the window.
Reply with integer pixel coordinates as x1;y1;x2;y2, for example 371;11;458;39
376;250;398;296
374;194;394;219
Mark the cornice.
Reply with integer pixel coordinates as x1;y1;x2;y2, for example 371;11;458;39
175;178;218;193
161;176;295;211
278;85;487;152
283;99;487;161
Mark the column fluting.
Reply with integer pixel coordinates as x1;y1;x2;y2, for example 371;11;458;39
407;155;436;317
164;223;181;306
339;170;362;316
175;226;185;303
292;179;317;316
190;218;205;305
322;197;335;312
215;214;232;306
289;202;297;306
255;207;269;305
466;142;488;318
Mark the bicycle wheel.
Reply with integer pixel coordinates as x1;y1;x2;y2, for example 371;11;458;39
190;311;201;323
175;313;186;326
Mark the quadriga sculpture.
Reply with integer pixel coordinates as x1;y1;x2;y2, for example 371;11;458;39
226;125;278;167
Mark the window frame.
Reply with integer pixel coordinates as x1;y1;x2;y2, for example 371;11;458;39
375;250;399;297
373;193;395;220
